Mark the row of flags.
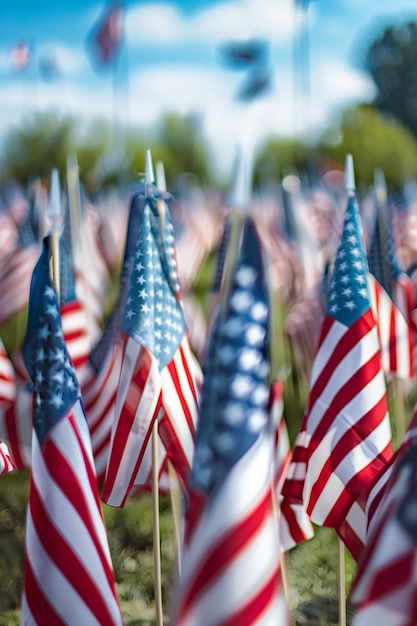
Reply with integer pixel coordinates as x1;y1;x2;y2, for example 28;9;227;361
9;1;124;77
1;150;417;623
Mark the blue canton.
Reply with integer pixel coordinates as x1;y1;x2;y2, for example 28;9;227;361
327;194;370;326
121;198;185;370
191;217;270;494
23;240;80;447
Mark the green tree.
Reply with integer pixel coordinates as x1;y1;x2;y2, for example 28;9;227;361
319;104;417;190
254;137;313;185
362;21;417;139
1;111;75;186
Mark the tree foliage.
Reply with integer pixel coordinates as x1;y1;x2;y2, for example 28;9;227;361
319;104;417;191
0;111;212;193
362;20;417;139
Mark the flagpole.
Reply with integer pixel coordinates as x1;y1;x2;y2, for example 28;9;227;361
338;539;346;626
334;154;356;626
218;144;251;321
155;158;183;578
48;169;62;298
145;149;164;626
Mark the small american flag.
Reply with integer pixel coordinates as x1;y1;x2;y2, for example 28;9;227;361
21;239;122;625
102;191;199;507
350;409;417;624
81;337;123;484
10;41;31;71
367;199;416;380
90;3;123;66
170;217;289;626
283;192;393;561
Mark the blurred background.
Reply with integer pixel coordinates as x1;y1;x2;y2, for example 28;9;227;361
1;0;417;191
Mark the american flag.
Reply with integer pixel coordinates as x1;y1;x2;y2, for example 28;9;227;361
81;337;123;484
10;40;32;71
0;334;32;470
90;2;123;66
102;191;200;507
279;415;315;551
0;440;14;473
282;191;393;561
170;217;289;626
0;342;16;474
269;379;292;501
367;198;416;380
21;239;122;625
350;408;417;624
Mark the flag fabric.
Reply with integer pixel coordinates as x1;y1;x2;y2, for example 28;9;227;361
269;379;292;503
350;408;417;625
21;238;122;625
89;2;123;66
281;191;393;561
10;41;32;71
170;217;289;626
0;440;15;474
102;190;200;507
368;273;414;382
367;200;416;380
0;343;16;473
279;415;315;551
81;337;123;484
0;335;32;470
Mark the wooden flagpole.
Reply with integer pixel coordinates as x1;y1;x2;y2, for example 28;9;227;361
48;169;62;298
145;149;164;626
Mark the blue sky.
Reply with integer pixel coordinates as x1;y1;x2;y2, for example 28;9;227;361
1;0;417;176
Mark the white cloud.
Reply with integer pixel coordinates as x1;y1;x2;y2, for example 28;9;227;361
36;43;86;75
0;51;376;180
126;0;296;47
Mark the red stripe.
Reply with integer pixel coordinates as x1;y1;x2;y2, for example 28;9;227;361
4;403;26;469
24;555;67;626
101;346;161;505
307;391;390;516
29;480;117;624
180;340;199;403
166;353;195;437
219;569;281;626
367;552;414;603
308;310;375;411
310;348;384;445
178;487;273;620
336;519;364;563
158;410;190;494
43;427;116;594
280;500;310;545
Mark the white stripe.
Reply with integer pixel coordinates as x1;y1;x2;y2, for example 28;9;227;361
182;511;284;626
25;507;103;626
182;428;274;578
308;324;382;433
33;419;116;592
306;416;391;525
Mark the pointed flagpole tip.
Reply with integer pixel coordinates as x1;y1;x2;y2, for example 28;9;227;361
374;168;388;207
145;148;155;185
48;168;62;220
228;143;252;211
155;161;166;192
344;154;356;193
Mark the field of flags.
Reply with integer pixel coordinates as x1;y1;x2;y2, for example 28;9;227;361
2;146;417;625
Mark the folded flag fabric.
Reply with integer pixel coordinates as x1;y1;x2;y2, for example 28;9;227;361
21;238;122;625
